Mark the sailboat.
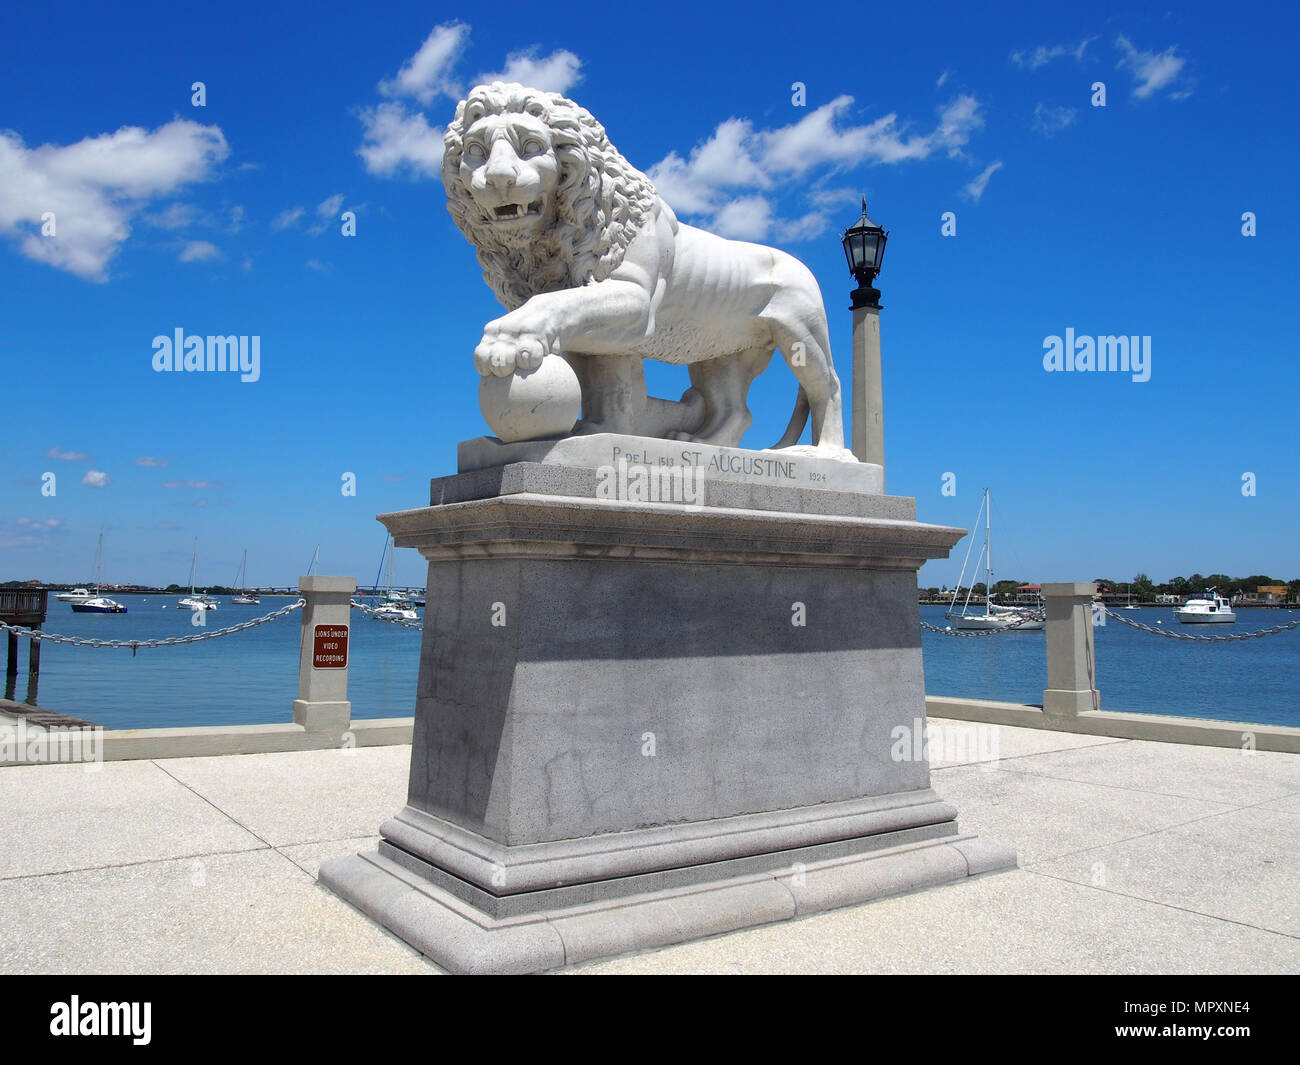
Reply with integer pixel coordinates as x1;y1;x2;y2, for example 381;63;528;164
1123;584;1140;610
946;489;1043;631
373;534;418;621
70;528;128;613
231;549;260;604
178;539;219;610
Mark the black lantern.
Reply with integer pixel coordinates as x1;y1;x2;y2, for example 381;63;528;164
842;197;888;309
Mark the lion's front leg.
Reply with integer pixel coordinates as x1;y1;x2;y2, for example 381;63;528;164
473;300;563;378
473;279;655;378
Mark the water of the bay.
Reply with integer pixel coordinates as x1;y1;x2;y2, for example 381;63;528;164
15;598;1300;729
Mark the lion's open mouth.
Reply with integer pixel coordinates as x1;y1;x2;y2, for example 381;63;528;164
492;200;542;221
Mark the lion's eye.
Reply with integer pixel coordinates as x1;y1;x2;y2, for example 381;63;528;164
465;142;487;160
521;139;545;156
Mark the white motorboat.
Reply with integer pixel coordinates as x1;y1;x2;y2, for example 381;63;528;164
946;489;1044;631
1174;591;1236;624
55;587;92;602
69;529;127;613
178;539;218;610
373;602;419;622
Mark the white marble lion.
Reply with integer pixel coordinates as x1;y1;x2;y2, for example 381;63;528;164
442;82;851;458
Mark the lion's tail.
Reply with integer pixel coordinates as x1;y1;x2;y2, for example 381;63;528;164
770;386;810;449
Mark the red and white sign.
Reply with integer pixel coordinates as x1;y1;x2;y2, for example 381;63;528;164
312;624;349;668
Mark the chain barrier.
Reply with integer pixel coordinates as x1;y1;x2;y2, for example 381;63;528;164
1101;606;1300;643
0;599;305;654
920;607;1046;637
350;599;424;630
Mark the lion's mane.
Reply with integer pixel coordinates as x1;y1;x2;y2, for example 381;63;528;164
442;82;658;310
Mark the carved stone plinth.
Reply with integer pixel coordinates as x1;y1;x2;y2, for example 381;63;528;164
319;440;1016;973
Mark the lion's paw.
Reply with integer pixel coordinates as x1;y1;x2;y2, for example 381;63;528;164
474;334;549;378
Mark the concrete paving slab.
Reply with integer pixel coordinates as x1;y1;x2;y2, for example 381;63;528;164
926;716;1124;770
567;867;1300;974
0;848;437;974
991;740;1299;806
279;835;382;879
1254;793;1300;815
931;763;1233;866
1031;805;1300;937
157;746;412;848
0;760;264;879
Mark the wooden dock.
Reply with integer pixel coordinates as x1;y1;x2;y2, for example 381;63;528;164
1;588;47;703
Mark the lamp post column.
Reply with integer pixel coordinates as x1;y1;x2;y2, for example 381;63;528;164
851;289;884;482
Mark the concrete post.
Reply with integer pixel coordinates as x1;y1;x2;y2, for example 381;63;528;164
851;302;884;487
293;575;355;733
1042;581;1100;716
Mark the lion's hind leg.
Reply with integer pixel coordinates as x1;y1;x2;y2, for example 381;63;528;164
668;348;772;447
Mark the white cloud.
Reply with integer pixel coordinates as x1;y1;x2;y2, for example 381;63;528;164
228;204;244;232
306;193;345;236
272;206;304;230
358;102;444;178
82;470;109;487
380;22;468;104
47;447;88;461
478;49;582;94
135;456;169;467
0;119;229;281
305;258;328;272
650;94;985;239
774;211;831;243
936;70;951;88
1011;36;1097;70
144;202;201;229
961;161;1003;202
179;240;220;262
712;196;773;241
1032;103;1078;136
1116;35;1190;99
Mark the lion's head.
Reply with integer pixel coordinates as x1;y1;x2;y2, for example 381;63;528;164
442;82;657;310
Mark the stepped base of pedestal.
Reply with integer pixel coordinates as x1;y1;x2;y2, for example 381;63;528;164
320;810;1015;974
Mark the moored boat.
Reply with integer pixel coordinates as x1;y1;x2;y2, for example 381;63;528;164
71;596;127;614
946;489;1044;631
1174;591;1235;624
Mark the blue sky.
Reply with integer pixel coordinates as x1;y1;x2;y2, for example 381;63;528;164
2;0;1297;590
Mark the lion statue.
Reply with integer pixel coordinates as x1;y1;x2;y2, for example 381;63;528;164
442;82;852;458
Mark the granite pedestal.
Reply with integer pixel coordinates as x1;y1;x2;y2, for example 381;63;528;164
320;435;1016;973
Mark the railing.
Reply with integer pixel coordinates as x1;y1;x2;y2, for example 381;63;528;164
0;589;47;618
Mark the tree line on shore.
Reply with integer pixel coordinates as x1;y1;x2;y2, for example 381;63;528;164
921;573;1300;601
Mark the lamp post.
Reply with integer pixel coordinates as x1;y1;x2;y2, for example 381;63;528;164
841;198;889;479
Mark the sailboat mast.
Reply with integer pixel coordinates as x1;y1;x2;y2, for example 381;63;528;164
984;489;992;617
95;527;104;594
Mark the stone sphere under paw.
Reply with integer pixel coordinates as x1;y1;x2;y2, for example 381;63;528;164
478;354;582;443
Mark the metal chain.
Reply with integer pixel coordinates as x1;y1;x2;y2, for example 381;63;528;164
1101;606;1300;642
0;599;304;651
350;599;424;630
